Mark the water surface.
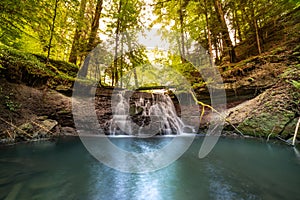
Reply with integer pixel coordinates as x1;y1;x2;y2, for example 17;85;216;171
0;137;299;200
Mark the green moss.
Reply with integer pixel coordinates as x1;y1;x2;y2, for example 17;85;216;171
271;47;285;55
293;45;300;53
281;118;299;138
0;44;79;91
238;111;295;137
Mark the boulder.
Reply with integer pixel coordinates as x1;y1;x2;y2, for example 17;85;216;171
37;119;58;136
226;82;299;138
60;126;77;136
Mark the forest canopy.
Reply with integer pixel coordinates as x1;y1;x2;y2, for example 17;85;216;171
0;0;299;87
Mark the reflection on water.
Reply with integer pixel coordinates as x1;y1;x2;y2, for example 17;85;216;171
0;137;299;200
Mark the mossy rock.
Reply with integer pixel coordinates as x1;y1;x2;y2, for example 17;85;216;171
238;111;295;137
18;123;34;133
281;117;299;138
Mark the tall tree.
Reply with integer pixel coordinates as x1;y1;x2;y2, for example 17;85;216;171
46;0;59;63
204;0;213;62
69;0;88;64
213;0;236;63
86;0;103;52
250;1;262;54
112;0;122;86
77;0;104;77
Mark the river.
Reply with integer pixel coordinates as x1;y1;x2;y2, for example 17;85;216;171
0;137;299;199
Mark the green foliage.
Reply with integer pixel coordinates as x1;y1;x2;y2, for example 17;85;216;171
4;94;21;112
0;45;78;89
0;87;21;111
293;45;300;52
291;80;300;89
271;47;285;55
0;0;79;61
0;0;299;89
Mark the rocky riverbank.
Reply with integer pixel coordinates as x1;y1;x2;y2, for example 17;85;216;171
0;68;299;144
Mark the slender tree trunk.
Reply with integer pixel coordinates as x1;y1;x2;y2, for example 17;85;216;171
213;0;236;63
47;0;59;64
204;0;213;63
232;8;237;45
176;35;182;59
120;34;124;88
179;11;186;62
133;68;138;88
254;18;262;54
68;0;87;64
213;37;220;64
86;0;103;52
98;66;102;86
179;0;188;63
124;32;139;88
112;0;122;86
184;32;191;58
249;1;262;55
234;7;242;42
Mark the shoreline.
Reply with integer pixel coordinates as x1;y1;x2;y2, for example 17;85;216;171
1;132;295;147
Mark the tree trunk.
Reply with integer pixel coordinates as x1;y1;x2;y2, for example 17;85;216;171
86;0;103;52
178;0;188;63
124;32;139;88
179;7;186;63
78;0;103;80
204;0;213;63
133;68;139;89
213;37;220;64
213;0;236;63
234;7;242;43
46;0;59;64
112;0;122;86
249;1;262;55
120;34;124;88
254;19;262;54
78;54;90;78
68;0;87;64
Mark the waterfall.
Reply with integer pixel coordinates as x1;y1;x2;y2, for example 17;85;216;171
109;90;195;136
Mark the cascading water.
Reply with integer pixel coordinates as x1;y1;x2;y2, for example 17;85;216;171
110;90;195;136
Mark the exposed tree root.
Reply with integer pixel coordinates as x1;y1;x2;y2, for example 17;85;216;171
190;90;244;136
